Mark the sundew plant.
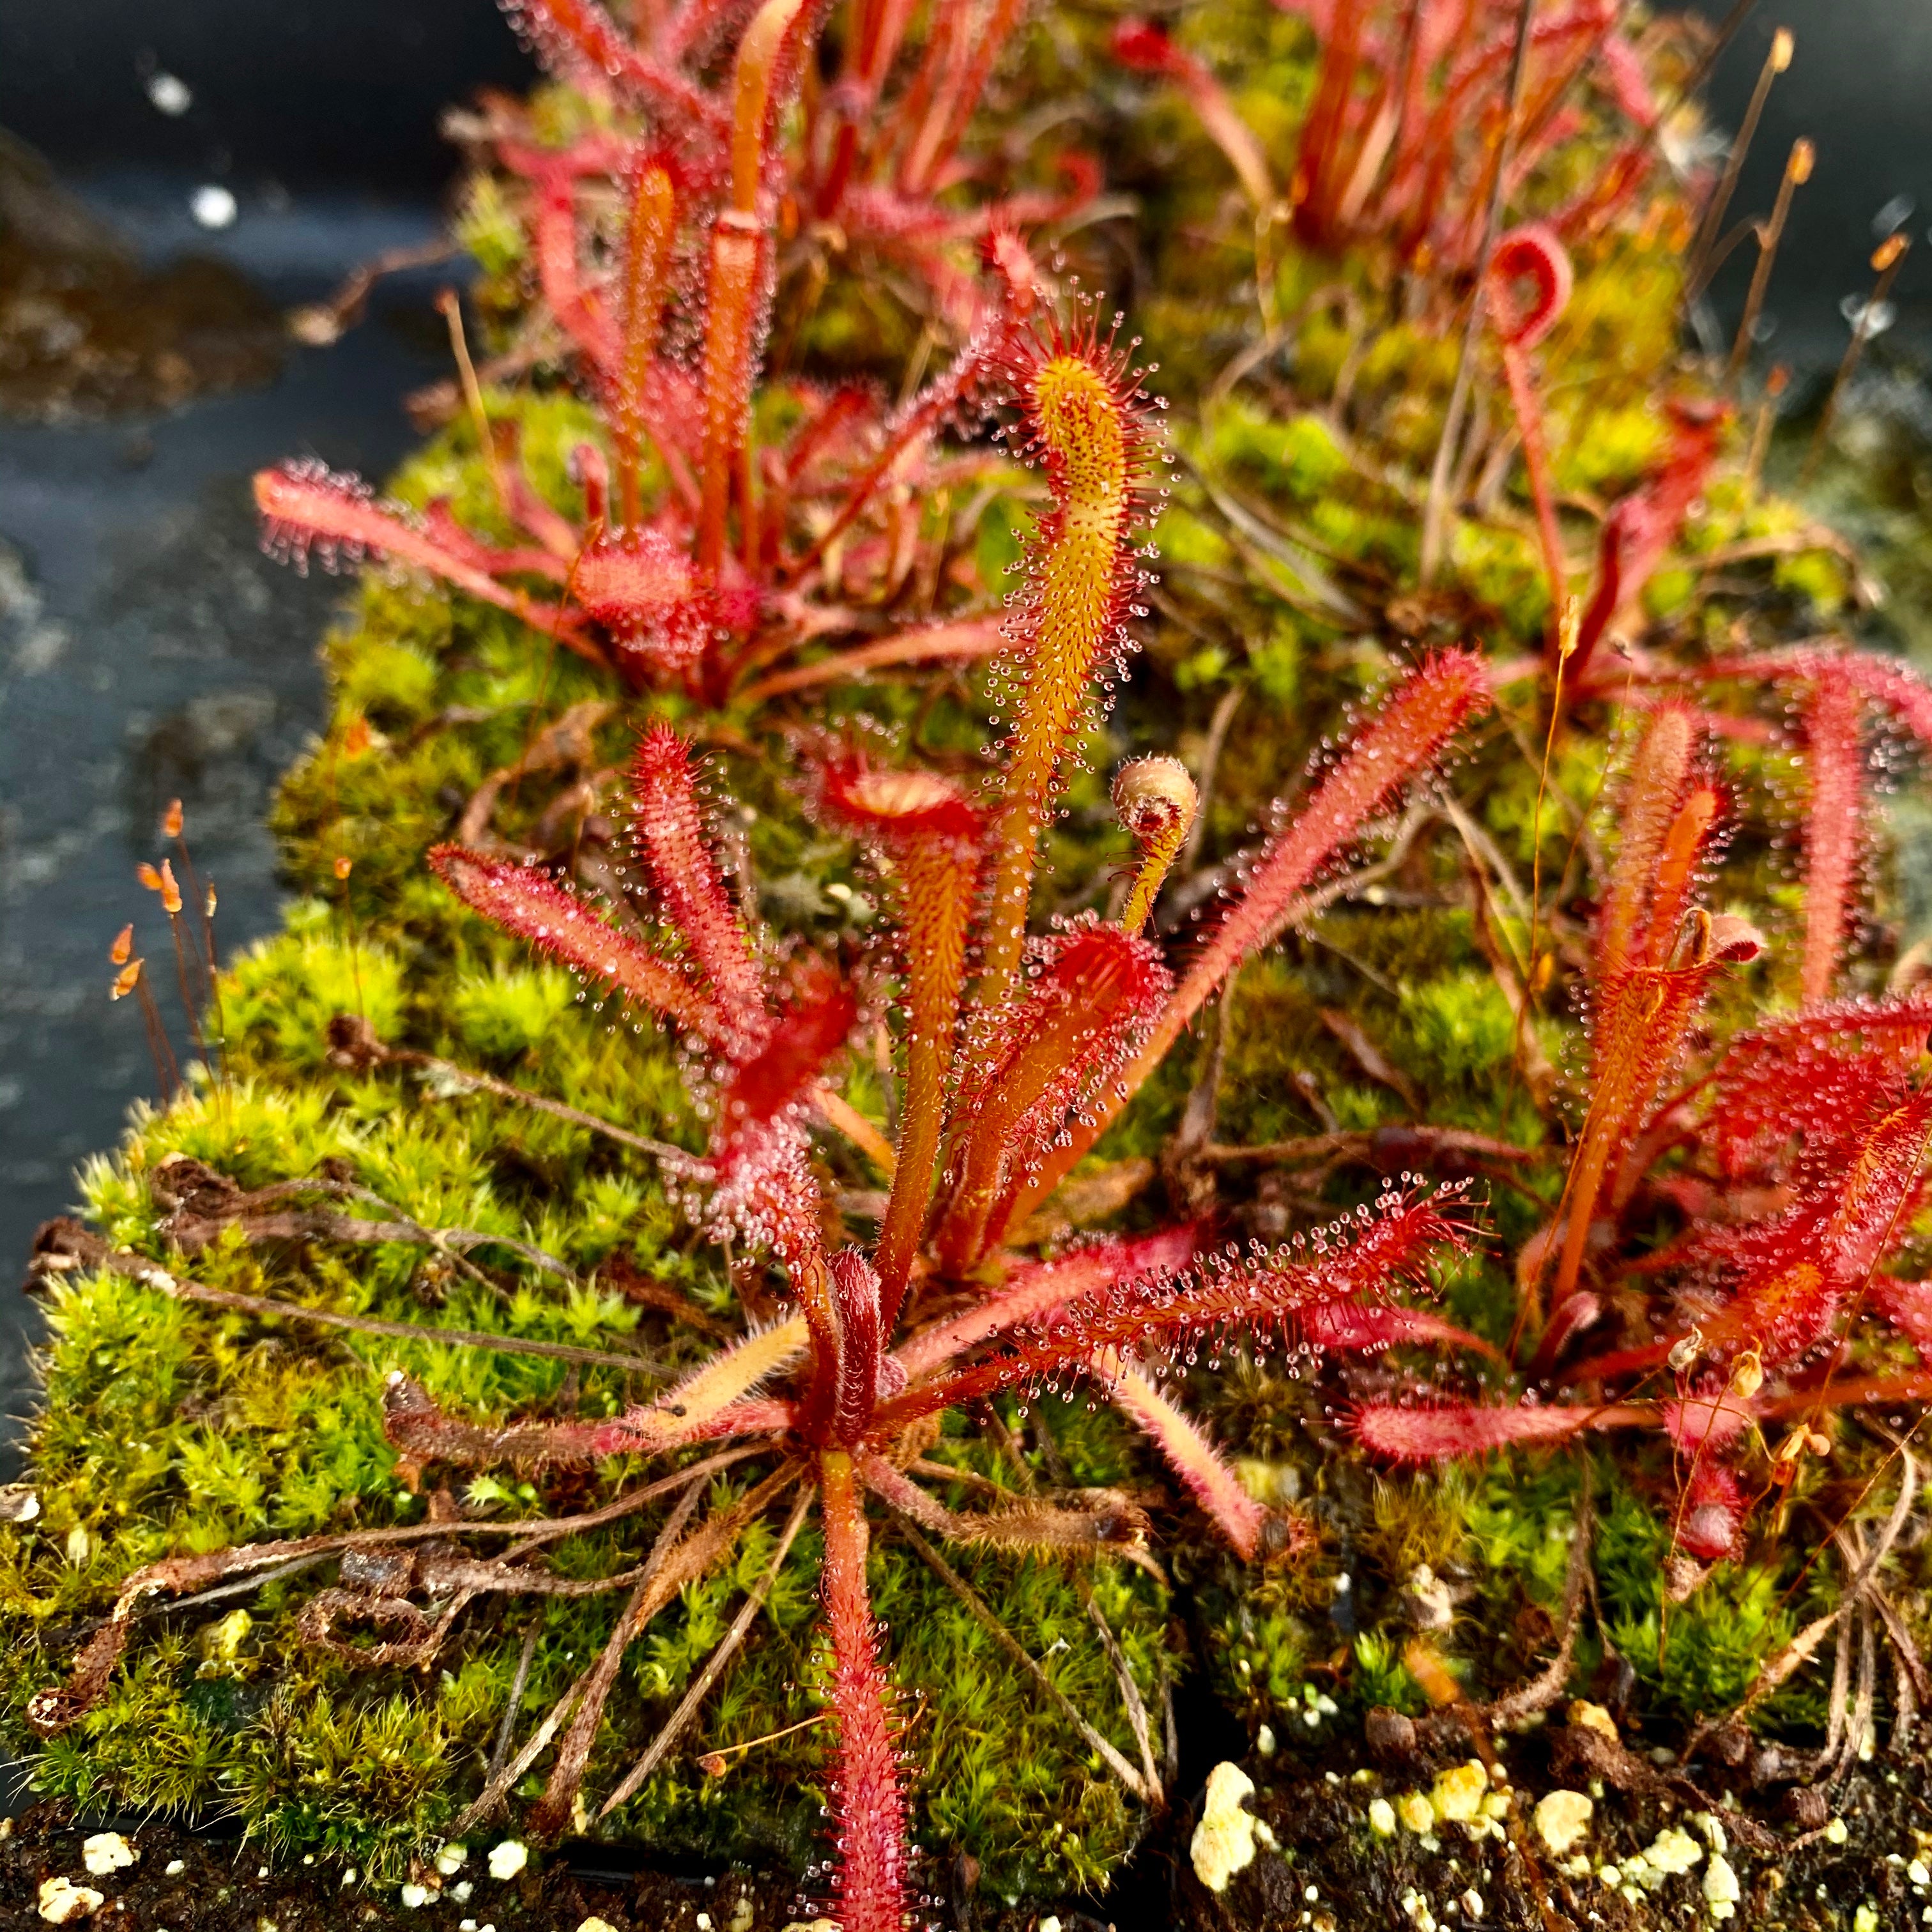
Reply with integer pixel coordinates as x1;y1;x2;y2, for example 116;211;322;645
256;0;1098;709
15;0;1932;1915
28;308;1494;1916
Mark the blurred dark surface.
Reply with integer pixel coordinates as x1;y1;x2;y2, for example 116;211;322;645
0;0;533;193
1692;1;1932;368
0;6;533;1476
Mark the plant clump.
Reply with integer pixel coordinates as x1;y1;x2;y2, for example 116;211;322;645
8;0;1932;1919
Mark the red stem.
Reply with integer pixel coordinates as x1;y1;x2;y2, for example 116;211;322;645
816;1450;912;1932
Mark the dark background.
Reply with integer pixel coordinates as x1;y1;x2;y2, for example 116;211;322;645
0;0;1927;1476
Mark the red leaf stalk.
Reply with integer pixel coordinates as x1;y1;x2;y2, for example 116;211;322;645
1484;224;1574;642
816;1449;911;1932
628;725;767;1040
614;160;679;530
818;758;985;1321
935;920;1169;1275
1800;671;1865;1008
699;0;816;574
976;326;1150;1008
1009;651;1489;1225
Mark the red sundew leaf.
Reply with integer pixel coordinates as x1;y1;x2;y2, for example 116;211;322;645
1108;1358;1268;1558
1574;401;1726;680
1307;1302;1504;1361
816;1452;912;1932
1660;1391;1755;1454
1484;226;1574;624
427;845;724;1045
1595;31;1661;130
738;618;1008;706
1799;671;1867;1007
976;316;1158;1004
985;224;1043;316
609;157;679;528
712;954;858;1174
1707;997;1932;1183
808;1250;895;1448
1165;650;1490;1058
504;0;728;139
816;758;985;850
1487;225;1572;353
1816;1085;1932;1278
895;1223;1205;1381
527;165;621;375
1838;647;1932;750
494;131;634;185
1643;785;1726;972
574;530;723;681
1109;20;1273;206
1014;667;1492;1242
1009;651;1490;1234
815;755;985;1314
1652;1087;1932;1370
1528;1289;1607;1379
254;463;588;648
932;918;1170;1273
593;1318;809;1453
627;725;767;1037
1595;702;1696;986
418;502;567;583
885;1189;1469;1434
1353;1399;1609;1464
1676;1459;1747;1563
1554;956;1729;1303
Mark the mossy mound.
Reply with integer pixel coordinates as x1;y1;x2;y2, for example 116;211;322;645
0;403;1176;1891
7;1;1932;1920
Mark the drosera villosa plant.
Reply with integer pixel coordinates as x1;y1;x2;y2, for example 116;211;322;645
29;307;1497;1913
1071;0;1932;1771
252;0;1100;714
1353;696;1932;1671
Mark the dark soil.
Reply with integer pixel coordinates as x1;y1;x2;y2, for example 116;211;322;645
1177;1721;1932;1932
0;1803;794;1932
0;131;282;422
7;1719;1932;1932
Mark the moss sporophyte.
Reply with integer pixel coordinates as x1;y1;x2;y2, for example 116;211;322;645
22;0;1932;1909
